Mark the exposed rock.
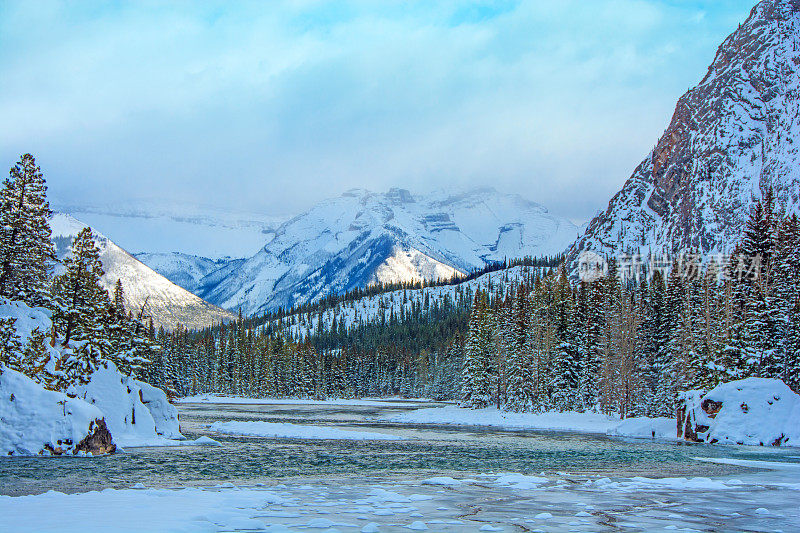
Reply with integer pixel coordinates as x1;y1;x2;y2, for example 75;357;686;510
76;418;116;455
569;0;800;265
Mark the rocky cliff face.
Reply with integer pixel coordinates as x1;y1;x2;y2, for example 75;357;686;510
570;0;800;261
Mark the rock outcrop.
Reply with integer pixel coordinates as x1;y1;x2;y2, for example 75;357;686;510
76;418;117;455
569;0;800;264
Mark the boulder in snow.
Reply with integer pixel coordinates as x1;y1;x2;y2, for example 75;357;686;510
678;378;800;447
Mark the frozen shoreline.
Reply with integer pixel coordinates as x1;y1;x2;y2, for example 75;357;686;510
387;405;679;441
177;393;435;408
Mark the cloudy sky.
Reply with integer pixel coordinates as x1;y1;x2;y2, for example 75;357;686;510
0;0;755;224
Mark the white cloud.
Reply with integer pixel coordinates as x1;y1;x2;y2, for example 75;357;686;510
0;0;755;223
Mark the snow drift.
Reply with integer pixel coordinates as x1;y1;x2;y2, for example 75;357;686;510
74;361;184;447
0;367;111;456
679;378;800;447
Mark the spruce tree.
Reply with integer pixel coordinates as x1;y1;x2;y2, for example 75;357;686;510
0;317;22;373
0;154;56;306
51;227;110;387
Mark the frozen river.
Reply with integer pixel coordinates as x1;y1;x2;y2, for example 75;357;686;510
2;400;799;532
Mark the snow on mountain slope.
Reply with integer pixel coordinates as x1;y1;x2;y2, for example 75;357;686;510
569;0;800;262
133;252;234;293
197;188;576;315
50;214;236;330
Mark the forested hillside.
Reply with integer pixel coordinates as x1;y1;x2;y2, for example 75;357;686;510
151;189;799;421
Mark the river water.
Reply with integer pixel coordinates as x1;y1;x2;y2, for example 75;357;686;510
1;399;796;497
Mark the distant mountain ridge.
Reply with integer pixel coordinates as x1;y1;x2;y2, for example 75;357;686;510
569;0;800;262
51;214;237;330
138;187;577;316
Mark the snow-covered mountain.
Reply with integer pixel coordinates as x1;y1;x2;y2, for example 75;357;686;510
50;214;237;330
132;252;238;294
175;187;576;315
569;0;800;262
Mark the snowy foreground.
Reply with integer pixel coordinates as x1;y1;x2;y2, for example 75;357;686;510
2;459;799;532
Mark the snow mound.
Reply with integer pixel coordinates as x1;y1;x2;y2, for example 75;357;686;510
74;361;183;447
690;378;800;447
492;473;548;490
137;379;182;439
208;421;404;441
0;299;53;344
0;367;105;456
187;436;221;446
607;417;677;441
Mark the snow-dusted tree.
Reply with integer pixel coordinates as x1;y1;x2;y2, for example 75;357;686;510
113;279;125;315
773;213;800;391
578;280;604;410
0;154;56;306
740;194;780;378
0;317;22;373
504;285;533;411
550;268;579;411
50;227;111;387
20;327;57;389
462;291;495;408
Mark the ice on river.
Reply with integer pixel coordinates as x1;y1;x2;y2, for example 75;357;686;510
208;421;406;440
2;460;799;532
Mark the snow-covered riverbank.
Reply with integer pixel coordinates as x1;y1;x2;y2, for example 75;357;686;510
2;459;798;532
178;393;434;408
387;405;677;440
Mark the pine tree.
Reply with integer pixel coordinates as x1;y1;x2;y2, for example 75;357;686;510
50;228;110;388
773;214;800;390
0;154;56;306
0;317;22;373
462;291;495;408
550;269;579;411
504;285;533;411
20;327;57;388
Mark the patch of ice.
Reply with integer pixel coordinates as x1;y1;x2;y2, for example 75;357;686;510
421;477;462;486
208;421;404;441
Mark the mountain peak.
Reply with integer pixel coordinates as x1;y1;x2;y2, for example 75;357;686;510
568;0;800;262
180;187;576;314
385;188;415;204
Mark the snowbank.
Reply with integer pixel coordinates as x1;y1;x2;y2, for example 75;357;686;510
607;416;677;440
137;379;182;439
75;361;184;447
208;421;405;440
680;378;800;447
388;406;620;434
0;367;109;456
0;299;54;344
